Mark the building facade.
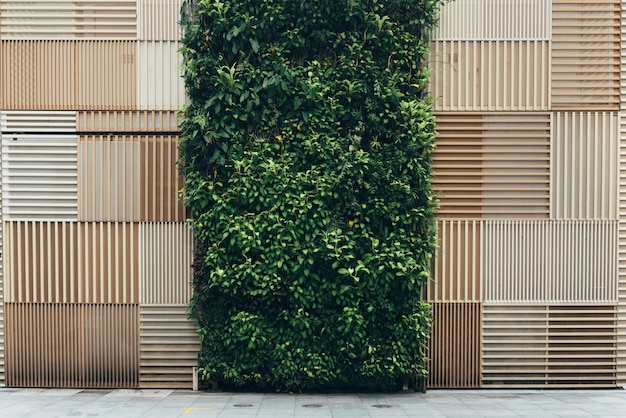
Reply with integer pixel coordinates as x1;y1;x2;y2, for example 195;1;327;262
0;0;624;389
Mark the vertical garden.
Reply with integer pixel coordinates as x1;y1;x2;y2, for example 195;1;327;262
179;0;445;390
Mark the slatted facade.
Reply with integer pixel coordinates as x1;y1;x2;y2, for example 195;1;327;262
0;1;195;389
426;0;626;389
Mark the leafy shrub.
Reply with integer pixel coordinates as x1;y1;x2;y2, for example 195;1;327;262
180;0;445;391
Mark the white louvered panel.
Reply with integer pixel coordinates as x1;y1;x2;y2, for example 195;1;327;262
0;1;137;39
137;0;182;41
432;0;551;41
138;41;186;110
551;112;620;220
139;223;193;304
619;224;626;385
1;134;77;220
0;111;76;133
429;41;549;111
483;305;617;388
428;220;482;302
484;221;619;303
140;304;199;389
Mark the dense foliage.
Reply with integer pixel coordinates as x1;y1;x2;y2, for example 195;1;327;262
179;0;445;390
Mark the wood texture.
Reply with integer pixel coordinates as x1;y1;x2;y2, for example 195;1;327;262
137;0;182;41
5;303;139;388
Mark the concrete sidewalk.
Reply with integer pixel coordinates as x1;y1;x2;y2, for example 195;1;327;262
0;388;625;418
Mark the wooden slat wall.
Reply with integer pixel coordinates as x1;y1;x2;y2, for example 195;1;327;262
5;303;139;388
551;112;619;219
2;134;77;220
432;0;551;41
4;221;139;304
137;41;186;110
1;110;76;133
618;0;626;386
137;0;182;41
140;223;192;305
139;305;199;388
78;135;185;222
433;113;550;218
77;111;179;133
484;221;618;303
0;1;137;39
428;220;482;302
429;41;550;111
0;40;75;110
0;40;137;110
482;304;617;388
427;303;481;388
551;0;620;110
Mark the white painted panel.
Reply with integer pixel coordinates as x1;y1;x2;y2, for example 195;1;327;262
138;41;186;110
1;134;77;220
433;0;551;40
137;0;182;41
1;111;76;133
484;220;619;303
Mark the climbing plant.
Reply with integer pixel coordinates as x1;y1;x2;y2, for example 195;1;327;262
179;0;445;391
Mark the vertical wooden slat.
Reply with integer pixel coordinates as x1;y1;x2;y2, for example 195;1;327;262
137;0;182;41
137;41;186;110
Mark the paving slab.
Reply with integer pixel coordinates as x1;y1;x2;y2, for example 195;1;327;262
0;388;626;417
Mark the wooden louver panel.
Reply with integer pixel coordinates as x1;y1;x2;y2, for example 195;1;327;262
78;135;185;222
138;41;186;110
2;134;77;220
77;111;179;133
4;221;139;304
0;40;137;110
551;111;619;219
0;1;137;39
137;0;182;41
139;305;200;389
551;0;620;110
433;113;550;218
427;220;481;302
484;220;618;303
427;303;480;388
429;41;549;111
432;0;551;41
5;303;139;388
140;223;193;304
483;305;617;388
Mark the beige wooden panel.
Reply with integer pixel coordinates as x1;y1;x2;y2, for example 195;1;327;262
4;221;138;304
140;223;192;305
484;221;618;303
78;135;185;222
5;303;139;388
429;41;549;111
433;113;550;218
0;40;75;110
552;112;619;219
137;41;186;110
483;304;617;388
77;111;179;132
432;0;551;40
139;304;199;389
427;220;481;302
0;1;136;39
552;0;620;110
76;41;137;109
137;0;182;41
427;302;481;388
619;220;626;386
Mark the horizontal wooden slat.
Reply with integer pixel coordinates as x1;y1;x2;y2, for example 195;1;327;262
433;113;550;218
482;304;617;388
139;305;199;389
